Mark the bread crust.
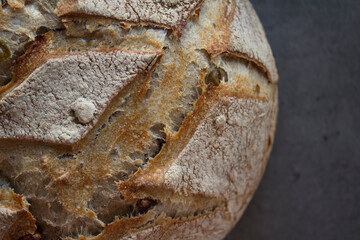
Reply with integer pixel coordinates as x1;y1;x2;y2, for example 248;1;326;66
0;0;278;239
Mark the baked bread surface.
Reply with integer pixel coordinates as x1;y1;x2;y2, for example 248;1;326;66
0;0;278;239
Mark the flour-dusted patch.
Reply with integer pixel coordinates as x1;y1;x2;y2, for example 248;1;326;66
56;0;205;34
165;97;272;215
0;50;162;144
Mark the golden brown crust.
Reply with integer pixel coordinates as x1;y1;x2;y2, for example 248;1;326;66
0;0;278;239
0;189;37;240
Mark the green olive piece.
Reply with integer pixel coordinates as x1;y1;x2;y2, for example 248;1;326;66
205;67;228;86
0;41;11;63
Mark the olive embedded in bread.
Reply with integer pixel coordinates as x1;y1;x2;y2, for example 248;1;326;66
0;41;11;63
0;0;278;239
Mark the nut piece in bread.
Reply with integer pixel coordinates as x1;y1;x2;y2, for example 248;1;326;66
0;0;278;239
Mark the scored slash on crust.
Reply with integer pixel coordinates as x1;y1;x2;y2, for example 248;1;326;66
0;49;163;144
55;0;205;38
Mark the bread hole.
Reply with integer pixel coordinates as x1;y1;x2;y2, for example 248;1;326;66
66;218;104;239
254;84;260;95
148;138;166;159
36;26;50;36
29;198;104;239
23;40;35;52
0;74;12;87
14;171;50;197
144;68;163;100
120;160;139;174
18;232;42;240
57;153;75;160
0;40;11;63
109;148;119;161
128;123;166;166
11;33;29;43
0;159;15;186
113;171;129;182
169;107;187;132
94;123;106;140
149;122;166;139
22;223;44;240
49;201;68;224
88;187;133;224
205;67;228;86
144;87;153;99
197;86;203;96
0;174;10;189
193;205;219;218
147;123;167;160
108;110;124;124
129;151;144;161
134;198;159;215
183;86;202;106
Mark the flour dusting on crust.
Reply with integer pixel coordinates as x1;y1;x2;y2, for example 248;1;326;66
0;50;161;144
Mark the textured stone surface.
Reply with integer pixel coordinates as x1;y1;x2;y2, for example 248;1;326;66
227;0;360;239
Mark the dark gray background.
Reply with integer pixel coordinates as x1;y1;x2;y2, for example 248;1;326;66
226;1;360;239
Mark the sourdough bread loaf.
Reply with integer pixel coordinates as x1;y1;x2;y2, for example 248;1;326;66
0;0;278;239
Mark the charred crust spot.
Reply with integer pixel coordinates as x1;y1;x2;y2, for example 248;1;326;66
205;67;228;86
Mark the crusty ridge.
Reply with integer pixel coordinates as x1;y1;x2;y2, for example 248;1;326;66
56;0;205;37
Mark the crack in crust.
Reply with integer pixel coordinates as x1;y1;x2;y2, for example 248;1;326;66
56;0;205;37
0;49;163;144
